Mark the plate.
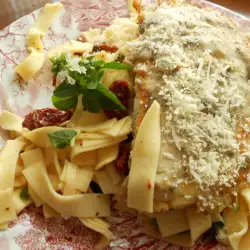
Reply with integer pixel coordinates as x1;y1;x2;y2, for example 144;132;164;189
0;0;249;249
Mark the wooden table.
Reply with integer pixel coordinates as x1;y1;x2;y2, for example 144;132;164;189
210;0;250;17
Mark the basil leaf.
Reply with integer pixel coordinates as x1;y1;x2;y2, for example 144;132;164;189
203;222;224;241
102;62;133;70
82;89;102;113
20;187;29;201
86;56;95;61
52;95;78;110
51;54;67;76
48;130;77;149
86;71;104;90
51;56;128;113
53;81;80;98
90;60;105;68
97;84;126;111
97;71;105;82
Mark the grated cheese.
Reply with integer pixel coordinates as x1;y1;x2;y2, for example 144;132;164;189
127;0;250;211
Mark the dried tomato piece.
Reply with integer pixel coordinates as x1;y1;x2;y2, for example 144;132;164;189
115;142;130;176
109;80;130;100
96;44;118;53
92;43;118;53
22;108;72;130
76;35;87;43
104;80;130;120
52;76;56;87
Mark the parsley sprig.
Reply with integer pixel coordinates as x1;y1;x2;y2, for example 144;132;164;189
20;187;30;201
51;54;133;112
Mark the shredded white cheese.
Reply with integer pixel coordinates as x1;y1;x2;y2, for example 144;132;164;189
127;0;250;211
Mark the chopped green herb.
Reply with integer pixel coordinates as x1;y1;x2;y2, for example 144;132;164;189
51;54;132;113
51;54;68;76
48;130;77;149
203;222;224;241
20;187;30;201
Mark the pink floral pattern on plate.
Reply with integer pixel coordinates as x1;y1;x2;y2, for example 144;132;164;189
0;0;249;249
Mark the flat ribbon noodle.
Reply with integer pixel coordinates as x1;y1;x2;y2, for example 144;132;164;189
239;217;250;250
128;101;161;213
28;185;43;207
13;188;32;214
101;117;131;137
0;189;17;224
15;48;45;81
223;197;249;250
0;111;23;133
71;136;127;155
26;3;63;52
106;162;122;185
23;164;110;217
80;218;113;249
0;139;27;189
95;145;119;170
186;206;212;242
156;209;189;237
21;148;46;168
48;41;93;58
43;204;60;219
94;169;120;194
166;232;193;248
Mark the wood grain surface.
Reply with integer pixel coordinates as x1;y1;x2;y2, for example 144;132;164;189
210;0;250;16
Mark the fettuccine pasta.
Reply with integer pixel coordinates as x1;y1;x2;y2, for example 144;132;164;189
4;0;250;249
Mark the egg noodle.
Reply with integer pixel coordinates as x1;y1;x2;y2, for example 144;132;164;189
0;0;249;249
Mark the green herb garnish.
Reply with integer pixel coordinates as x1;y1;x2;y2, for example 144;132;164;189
20;187;30;201
48;130;77;149
51;54;133;112
203;221;224;241
51;54;68;76
52;95;78;110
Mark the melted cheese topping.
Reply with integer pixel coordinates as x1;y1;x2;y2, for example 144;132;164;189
126;1;250;211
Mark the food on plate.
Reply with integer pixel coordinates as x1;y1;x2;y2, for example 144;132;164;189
1;0;250;249
123;0;250;249
16;3;64;80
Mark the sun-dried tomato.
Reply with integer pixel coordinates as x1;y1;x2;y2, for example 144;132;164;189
93;44;118;53
52;76;57;87
115;142;130;176
104;80;130;120
110;80;130;100
22;108;72;130
76;35;87;43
